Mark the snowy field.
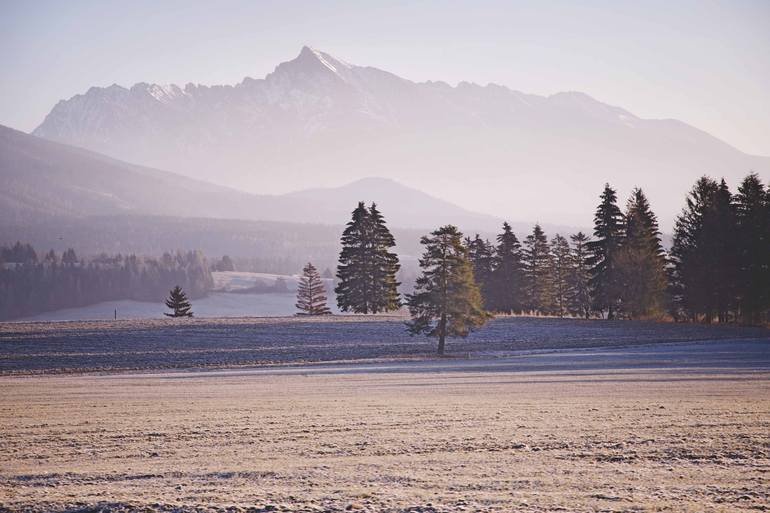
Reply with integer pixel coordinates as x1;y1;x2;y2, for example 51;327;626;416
1;316;768;375
212;271;304;291
1;341;769;512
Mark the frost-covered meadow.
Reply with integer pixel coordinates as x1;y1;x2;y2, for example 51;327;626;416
1;340;769;512
1;316;768;375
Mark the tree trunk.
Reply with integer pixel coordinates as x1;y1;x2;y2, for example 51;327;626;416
437;313;446;355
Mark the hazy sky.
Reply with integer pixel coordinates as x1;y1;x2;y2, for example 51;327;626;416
1;0;768;156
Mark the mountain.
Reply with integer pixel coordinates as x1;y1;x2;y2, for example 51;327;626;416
0;124;508;232
33;46;770;229
286;177;512;232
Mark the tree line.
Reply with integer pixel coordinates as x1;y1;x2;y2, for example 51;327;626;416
299;173;770;352
0;243;213;320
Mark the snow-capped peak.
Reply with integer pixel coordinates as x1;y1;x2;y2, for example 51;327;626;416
145;83;186;103
299;46;352;73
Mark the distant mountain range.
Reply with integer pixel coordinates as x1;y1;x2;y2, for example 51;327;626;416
33;46;770;228
1;124;525;233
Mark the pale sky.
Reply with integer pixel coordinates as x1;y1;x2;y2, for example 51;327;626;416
1;0;768;156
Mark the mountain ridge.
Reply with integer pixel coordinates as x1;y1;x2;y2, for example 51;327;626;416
2;124;532;233
32;46;770;229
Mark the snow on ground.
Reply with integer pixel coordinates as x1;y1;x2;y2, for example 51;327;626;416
2;316;768;375
1;348;769;512
213;271;301;291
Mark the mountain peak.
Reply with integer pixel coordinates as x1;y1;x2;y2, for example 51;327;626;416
290;46;352;74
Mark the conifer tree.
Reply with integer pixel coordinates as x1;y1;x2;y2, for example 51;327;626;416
734;174;769;324
296;262;332;315
549;234;572;317
522;224;553;314
466;234;496;309
164;285;193;317
671;177;721;321
615;188;668;319
489;222;524;313
406;225;490;355
336;202;371;312
368;203;402;312
710;179;739;322
568;232;592;319
335;202;400;313
587;184;625;319
62;248;78;266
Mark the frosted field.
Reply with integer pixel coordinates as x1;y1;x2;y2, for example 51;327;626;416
1;316;769;375
1;341;769;512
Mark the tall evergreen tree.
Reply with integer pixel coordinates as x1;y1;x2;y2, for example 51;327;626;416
586;184;625;319
335;202;401;313
490;222;523;313
671;177;722;321
466;234;496;309
368;203;402;312
164;285;193;317
336;202;371;312
522;224;553;314
710;179;739;322
296;262;332;315
568;232;592;319
734;174;769;324
549;234;572;318
406;225;490;355
615;188;668;319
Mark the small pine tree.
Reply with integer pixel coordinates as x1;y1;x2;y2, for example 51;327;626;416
62;248;78;265
296;262;332;316
406;225;491;355
164;285;193;317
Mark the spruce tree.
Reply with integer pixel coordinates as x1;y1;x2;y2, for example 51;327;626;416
489;222;523;313
734;174;769;324
336;202;371;312
522;224;553;314
406;225;490;355
466;234;496;309
586;184;625;319
710;179;738;322
549;234;572;317
62;248;78;266
670;177;721;321
296;262;332;315
568;232;592;319
616;188;668;319
335;202;401;313
164;285;193;317
368;203;401;312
